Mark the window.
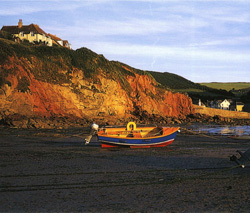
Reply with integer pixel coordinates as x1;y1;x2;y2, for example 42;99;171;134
31;31;35;36
20;32;24;37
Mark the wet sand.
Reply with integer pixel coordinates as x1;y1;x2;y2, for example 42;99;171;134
0;127;249;212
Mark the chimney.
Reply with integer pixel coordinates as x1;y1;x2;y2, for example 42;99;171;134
18;19;23;28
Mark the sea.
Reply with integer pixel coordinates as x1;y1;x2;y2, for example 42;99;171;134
189;125;250;136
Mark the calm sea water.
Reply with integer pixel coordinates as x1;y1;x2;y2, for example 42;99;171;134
189;125;250;136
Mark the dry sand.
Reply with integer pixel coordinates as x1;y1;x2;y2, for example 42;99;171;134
0;127;249;212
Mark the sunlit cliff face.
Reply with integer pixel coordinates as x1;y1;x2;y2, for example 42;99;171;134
0;54;193;125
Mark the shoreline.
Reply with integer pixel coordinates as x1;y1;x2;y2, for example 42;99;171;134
1;105;250;129
194;104;250;119
0;114;250;129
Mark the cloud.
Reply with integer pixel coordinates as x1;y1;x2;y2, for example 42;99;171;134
0;1;102;16
49;14;208;40
190;36;250;47
84;41;250;63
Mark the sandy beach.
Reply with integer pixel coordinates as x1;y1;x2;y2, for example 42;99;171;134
0;127;249;212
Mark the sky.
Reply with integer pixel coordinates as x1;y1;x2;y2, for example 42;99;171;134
1;0;250;83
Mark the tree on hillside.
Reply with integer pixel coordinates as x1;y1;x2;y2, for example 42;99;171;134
241;91;250;104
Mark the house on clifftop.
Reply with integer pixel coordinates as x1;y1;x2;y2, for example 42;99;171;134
1;19;71;49
48;33;71;49
1;19;52;46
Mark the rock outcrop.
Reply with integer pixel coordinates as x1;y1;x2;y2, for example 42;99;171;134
0;39;194;128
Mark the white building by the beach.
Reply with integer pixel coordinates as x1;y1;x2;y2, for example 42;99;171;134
220;99;231;110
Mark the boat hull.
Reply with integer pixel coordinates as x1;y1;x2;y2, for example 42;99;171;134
101;139;175;148
98;128;178;148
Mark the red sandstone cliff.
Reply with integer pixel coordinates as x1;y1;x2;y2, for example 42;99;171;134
0;39;193;127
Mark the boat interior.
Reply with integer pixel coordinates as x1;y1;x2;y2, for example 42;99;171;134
98;127;163;138
98;122;179;139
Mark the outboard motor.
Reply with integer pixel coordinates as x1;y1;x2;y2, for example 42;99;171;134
85;123;99;145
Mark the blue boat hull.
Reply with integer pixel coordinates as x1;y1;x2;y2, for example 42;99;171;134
98;130;178;148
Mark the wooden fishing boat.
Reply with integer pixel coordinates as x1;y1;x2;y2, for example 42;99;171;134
97;122;180;148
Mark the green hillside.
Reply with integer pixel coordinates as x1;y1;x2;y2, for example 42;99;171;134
200;82;250;99
200;82;250;91
148;71;235;102
148;71;197;90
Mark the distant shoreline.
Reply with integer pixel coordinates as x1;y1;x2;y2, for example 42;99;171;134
194;104;250;119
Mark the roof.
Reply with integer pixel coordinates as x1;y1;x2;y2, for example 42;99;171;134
48;33;62;41
1;24;48;36
221;99;230;103
63;40;69;45
236;102;244;105
48;33;70;47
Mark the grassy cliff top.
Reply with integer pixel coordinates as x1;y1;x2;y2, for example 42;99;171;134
200;82;250;91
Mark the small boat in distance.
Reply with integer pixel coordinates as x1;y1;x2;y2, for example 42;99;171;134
96;122;180;148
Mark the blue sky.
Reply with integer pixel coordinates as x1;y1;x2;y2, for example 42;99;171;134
1;0;250;83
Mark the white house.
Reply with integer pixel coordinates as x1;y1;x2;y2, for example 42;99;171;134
220;99;231;110
1;19;52;46
1;19;71;49
48;33;71;49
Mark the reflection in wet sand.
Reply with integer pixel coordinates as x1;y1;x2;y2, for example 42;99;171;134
191;125;250;136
